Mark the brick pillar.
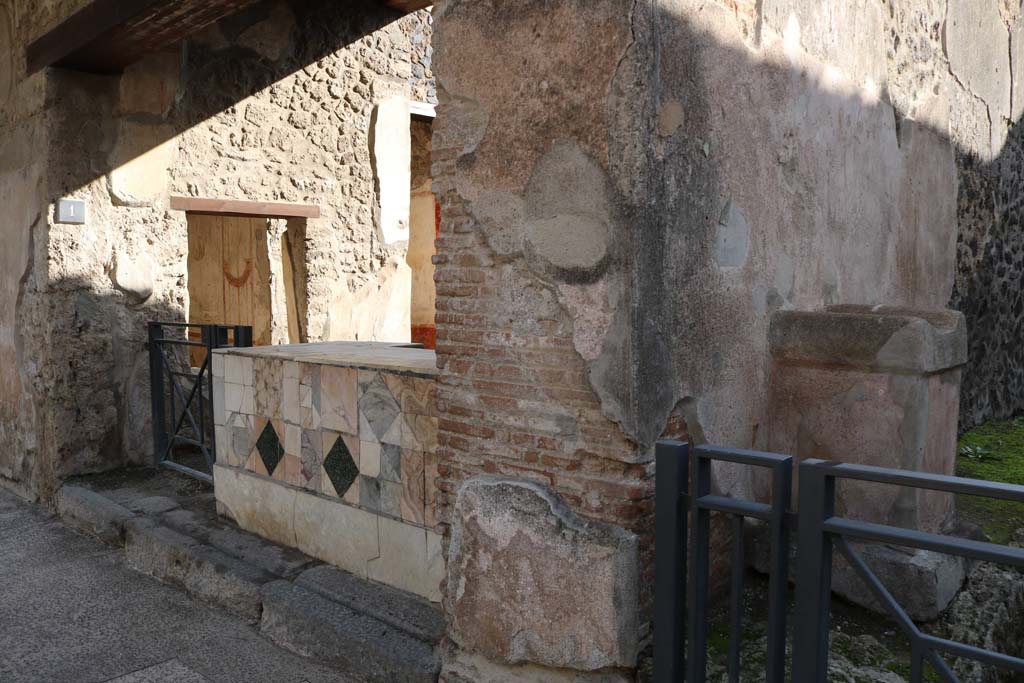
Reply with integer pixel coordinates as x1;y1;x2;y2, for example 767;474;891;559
429;0;660;680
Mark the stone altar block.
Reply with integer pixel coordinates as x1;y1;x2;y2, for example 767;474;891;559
767;305;967;619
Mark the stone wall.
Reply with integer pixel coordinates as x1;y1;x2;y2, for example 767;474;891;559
430;0;1015;679
949;0;1024;427
0;0;436;499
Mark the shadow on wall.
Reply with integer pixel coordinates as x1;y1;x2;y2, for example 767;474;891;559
4;275;186;500
429;0;1024;492
1;0;419;498
46;0;408;195
7;0;1024;501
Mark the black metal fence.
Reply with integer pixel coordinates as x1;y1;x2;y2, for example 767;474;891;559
148;322;252;482
653;441;1024;683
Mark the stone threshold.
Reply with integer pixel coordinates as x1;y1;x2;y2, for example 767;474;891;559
53;468;442;683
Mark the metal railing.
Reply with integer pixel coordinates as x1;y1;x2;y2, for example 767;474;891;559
148;322;252;482
653;441;1024;683
792;459;1024;682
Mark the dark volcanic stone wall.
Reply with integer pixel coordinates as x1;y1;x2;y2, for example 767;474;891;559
951;124;1024;430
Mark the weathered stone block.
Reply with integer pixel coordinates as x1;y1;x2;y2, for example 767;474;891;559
441;645;633;683
446;476;640;671
768;306;966;531
767;306;968;618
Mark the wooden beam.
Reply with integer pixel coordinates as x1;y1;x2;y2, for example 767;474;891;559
379;0;434;12
27;0;262;74
170;196;320;219
27;0;164;74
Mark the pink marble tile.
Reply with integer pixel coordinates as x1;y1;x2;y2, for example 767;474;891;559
320;366;358;435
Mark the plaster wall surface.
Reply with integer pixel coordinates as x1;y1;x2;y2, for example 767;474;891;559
430;0;1019;676
0;0;436;499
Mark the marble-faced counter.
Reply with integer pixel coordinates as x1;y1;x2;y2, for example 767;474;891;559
211;342;442;601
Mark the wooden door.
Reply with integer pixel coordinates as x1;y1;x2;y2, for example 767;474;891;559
187;214;273;362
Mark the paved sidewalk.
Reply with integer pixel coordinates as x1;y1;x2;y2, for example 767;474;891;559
0;489;349;683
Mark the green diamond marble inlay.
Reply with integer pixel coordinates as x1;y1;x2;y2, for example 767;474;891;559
256;422;284;475
324;436;358;496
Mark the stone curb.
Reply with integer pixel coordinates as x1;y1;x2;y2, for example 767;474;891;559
260;579;442;683
53;481;443;681
124;517;272;624
54;484;137;545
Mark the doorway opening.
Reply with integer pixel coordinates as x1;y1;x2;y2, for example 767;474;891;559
179;197;315;364
408;109;437;349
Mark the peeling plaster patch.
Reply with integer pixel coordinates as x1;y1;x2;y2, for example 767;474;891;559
109;250;156;305
558;281;613;361
713;199;750;269
657;99;684;137
522;141;614;281
107;122;176;206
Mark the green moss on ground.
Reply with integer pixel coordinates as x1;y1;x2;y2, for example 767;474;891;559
956;416;1024;545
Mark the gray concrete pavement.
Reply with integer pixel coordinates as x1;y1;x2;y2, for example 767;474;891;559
0;489;349;683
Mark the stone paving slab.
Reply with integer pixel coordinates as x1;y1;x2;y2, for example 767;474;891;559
104;659;210;683
0;488;350;683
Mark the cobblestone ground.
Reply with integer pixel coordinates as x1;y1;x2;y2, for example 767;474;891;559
0;489;349;683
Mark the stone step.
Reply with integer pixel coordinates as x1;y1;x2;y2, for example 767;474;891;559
55;484;136;544
54;474;443;681
295;564;445;644
124;517;273;624
260;579;441;683
157;507;316;579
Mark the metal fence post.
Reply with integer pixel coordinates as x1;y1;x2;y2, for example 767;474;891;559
148;322;167;465
792;460;835;683
201;325;216;463
654;441;689;683
687;450;712;683
766;458;793;683
234;325;253;348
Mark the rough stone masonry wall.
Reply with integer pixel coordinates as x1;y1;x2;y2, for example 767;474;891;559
0;0;93;499
430;0;1010;677
0;0;434;500
950;1;1024;429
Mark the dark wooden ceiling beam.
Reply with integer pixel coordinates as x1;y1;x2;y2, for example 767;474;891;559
27;0;433;75
379;0;433;11
27;0;165;74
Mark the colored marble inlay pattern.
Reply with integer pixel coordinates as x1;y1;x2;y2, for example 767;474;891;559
213;347;438;530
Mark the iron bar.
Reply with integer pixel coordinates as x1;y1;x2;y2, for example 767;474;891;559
149;321;250;482
693;444;792;468
155;339;210;348
653;441;689;683
791;462;835;683
765;457;792;683
727;514;744;683
158;459;214;483
686;452;712;683
824;517;1024;567
695;495;773;520
802;460;1024;503
920;634;1024;673
834;537;958;683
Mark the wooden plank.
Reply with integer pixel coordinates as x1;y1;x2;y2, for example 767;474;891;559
187;213;226;324
170;196;320;219
251;218;273;347
281;226;302;344
186;213;226;366
221;216;254;332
